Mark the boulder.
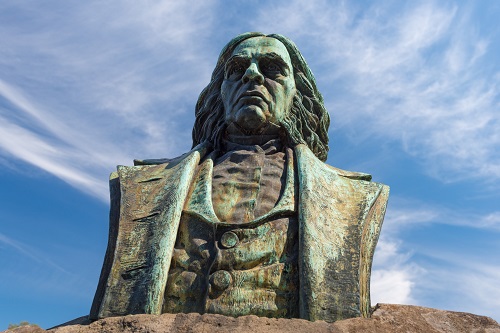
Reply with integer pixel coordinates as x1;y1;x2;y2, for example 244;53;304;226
5;304;500;333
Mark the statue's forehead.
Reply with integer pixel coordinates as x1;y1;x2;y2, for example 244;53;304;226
231;37;292;64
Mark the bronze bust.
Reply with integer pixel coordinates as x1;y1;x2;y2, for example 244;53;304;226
90;32;389;323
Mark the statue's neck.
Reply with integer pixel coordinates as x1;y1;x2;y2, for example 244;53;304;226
224;122;282;146
223;136;283;154
225;134;279;146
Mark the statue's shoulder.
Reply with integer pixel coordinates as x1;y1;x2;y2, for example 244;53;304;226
324;164;373;181
111;142;211;181
322;161;389;195
320;160;390;214
133;142;211;166
324;163;389;197
294;144;374;182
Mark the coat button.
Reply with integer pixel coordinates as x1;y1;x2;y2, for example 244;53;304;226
210;270;232;291
220;231;239;248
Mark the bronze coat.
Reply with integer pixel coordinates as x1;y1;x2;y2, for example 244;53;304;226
90;143;389;323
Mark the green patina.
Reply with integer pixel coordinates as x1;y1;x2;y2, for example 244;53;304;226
90;33;389;323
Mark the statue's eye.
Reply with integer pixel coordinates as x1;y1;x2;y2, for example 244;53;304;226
231;65;245;74
260;61;281;74
264;63;280;72
226;63;246;79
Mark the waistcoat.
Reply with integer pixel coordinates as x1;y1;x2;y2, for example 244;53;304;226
163;146;300;317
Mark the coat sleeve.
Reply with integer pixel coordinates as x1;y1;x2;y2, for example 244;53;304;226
359;183;390;318
89;172;121;319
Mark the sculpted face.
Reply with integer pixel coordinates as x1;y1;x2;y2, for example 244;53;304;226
221;37;296;134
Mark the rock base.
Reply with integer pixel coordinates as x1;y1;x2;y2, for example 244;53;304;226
5;304;500;333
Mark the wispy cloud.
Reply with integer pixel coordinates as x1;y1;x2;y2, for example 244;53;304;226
0;233;67;273
0;1;218;200
410;250;500;319
383;197;500;232
254;0;500;183
371;238;422;305
0;232;97;303
371;197;500;318
371;206;500;320
0;80;117;200
4;0;497;199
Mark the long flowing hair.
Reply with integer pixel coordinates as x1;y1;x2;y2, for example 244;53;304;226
192;32;330;161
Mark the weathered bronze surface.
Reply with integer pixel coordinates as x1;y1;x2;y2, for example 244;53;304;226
90;32;389;323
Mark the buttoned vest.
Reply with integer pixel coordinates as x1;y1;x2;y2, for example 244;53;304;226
164;146;299;317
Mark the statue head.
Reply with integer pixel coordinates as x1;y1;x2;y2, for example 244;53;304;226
192;32;330;161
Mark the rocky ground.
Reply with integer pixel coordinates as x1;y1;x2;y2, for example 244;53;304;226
4;304;500;333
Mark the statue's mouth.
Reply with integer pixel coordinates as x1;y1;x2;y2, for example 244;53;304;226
240;90;269;104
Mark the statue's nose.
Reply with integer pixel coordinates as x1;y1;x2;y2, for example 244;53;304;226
242;63;264;85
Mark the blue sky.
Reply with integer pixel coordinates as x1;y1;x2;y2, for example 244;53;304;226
1;0;499;329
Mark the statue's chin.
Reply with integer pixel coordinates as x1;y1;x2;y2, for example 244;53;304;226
226;105;282;139
233;106;267;132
